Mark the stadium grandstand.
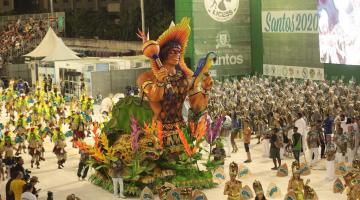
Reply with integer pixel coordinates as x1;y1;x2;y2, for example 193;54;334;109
0;12;65;66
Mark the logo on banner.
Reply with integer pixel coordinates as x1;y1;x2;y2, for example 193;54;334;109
204;0;239;22
216;31;231;49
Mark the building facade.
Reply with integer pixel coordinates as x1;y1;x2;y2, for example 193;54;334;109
0;0;14;14
44;0;133;12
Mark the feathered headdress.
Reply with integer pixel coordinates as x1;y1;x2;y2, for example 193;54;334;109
157;18;192;77
253;180;264;195
229;162;238;176
140;18;193;77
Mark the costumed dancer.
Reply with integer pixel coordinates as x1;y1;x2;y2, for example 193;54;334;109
70;111;85;147
270;128;282;170
243;118;252;163
253;180;266;200
15;114;27;155
334;127;348;163
261;129;271;158
3;134;14;178
292;127;303;163
15;94;28;113
42;74;48;92
230;111;240;153
36;124;46;161
295;113;308;153
288;161;305;200
52;127;67;169
222;112;232;156
325;141;336;180
306;124;320;166
347;125;356;164
110;151;125;198
27;127;42;169
343;159;360;200
77;149;89;181
224;162;243;200
0;136;5;180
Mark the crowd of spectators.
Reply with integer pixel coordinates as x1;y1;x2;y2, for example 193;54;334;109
0;16;53;65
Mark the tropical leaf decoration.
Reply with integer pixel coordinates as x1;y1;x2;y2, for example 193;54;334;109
102;96;153;145
92;121;99;135
195;116;207;144
176;125;192;157
189;122;196;137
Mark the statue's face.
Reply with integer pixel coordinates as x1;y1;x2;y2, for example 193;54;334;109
165;47;181;66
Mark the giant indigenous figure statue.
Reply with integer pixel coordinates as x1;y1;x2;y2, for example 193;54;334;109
137;18;214;153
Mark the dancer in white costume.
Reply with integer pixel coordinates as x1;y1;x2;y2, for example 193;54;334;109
347;125;357;164
262;130;270;158
295;113;308;152
325;141;336;180
307;124;320;166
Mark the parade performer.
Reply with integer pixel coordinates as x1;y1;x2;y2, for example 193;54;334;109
77;149;89;181
253;180;266;200
243;118;252;163
254;113;267;145
230;111;240;153
334;127;348;163
15;94;28;113
224;162;243;200
42;74;48;92
261;128;271;158
306;124;321;166
34;87;45;103
270;128;282;170
0;136;5;181
325;141;337;180
110;151;125;198
137;18;214;153
27;127;42;169
344;159;360;200
15;113;28;155
292;127;303;163
52;127;67;169
288;161;305;200
69;111;86;147
347;125;357;164
3;134;14;178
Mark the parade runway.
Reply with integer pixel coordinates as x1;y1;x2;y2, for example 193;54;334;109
1;138;348;200
0;106;347;199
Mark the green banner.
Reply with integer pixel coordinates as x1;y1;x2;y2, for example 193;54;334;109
176;0;251;78
262;0;322;71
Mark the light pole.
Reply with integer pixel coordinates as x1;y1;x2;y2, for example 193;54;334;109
140;0;145;32
49;0;54;14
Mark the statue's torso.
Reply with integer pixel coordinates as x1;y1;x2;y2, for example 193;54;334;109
159;69;189;128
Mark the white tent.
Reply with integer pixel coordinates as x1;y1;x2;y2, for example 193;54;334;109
24;27;80;61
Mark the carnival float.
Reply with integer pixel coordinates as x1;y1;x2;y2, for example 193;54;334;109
76;18;224;197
